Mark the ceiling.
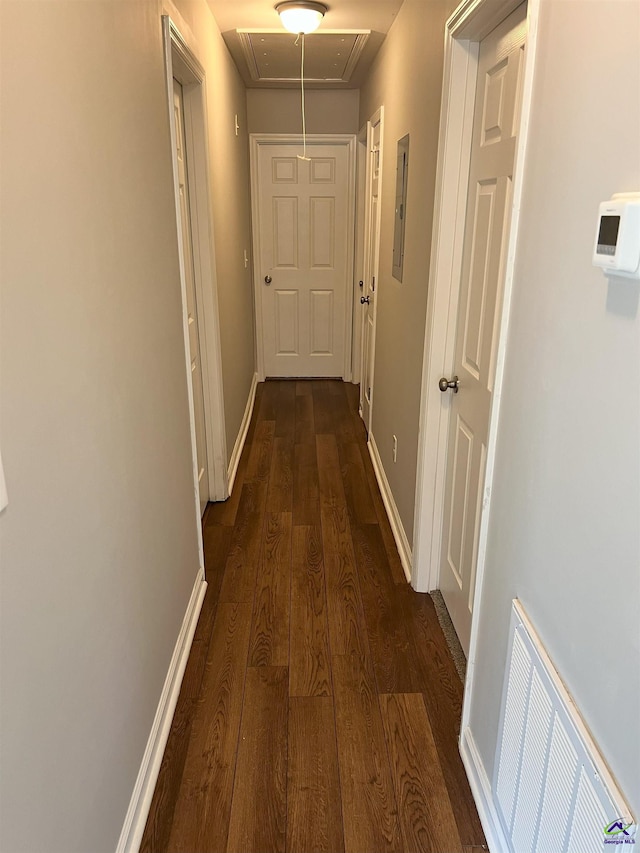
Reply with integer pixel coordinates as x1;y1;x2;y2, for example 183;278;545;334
205;0;405;88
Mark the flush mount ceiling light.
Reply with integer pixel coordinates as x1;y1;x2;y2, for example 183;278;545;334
276;1;328;34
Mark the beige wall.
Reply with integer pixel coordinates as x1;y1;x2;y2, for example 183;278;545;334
247;88;360;134
168;0;256;461
0;0;253;849
358;0;451;542
468;0;640;815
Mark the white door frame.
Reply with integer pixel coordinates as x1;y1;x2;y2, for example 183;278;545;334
411;0;540;601
249;133;357;382
162;17;228;519
358;107;384;432
351;124;369;386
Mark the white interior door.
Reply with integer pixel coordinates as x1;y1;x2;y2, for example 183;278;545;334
360;111;383;433
439;5;527;654
173;78;209;516
254;140;354;378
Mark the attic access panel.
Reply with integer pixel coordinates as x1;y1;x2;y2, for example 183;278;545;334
237;30;370;84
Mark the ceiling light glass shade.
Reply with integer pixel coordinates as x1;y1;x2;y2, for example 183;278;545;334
276;1;327;34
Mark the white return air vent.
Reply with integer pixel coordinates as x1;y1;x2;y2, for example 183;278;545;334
494;601;635;853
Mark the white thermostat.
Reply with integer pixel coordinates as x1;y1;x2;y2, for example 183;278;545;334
593;192;640;280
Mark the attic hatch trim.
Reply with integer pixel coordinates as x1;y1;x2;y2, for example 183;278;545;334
236;29;371;84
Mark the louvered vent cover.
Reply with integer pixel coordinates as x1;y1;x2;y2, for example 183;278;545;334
494;601;635;853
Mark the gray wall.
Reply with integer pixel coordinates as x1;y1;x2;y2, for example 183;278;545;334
358;0;451;543
0;0;254;849
247;88;360;134
468;0;640;815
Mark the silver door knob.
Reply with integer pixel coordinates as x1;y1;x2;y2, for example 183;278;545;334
360;295;370;304
264;275;272;285
439;376;459;393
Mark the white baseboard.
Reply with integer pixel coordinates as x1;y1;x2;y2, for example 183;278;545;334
459;725;508;853
227;372;258;495
367;433;412;583
116;571;207;853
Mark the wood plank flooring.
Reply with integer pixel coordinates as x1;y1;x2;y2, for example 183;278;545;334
141;380;487;853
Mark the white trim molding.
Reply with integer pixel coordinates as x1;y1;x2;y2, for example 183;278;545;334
351;123;368;387
116;571;207;853
227;372;258;495
368;433;412;583
460;725;509;853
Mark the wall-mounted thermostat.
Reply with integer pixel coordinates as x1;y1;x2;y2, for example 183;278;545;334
592;192;640;280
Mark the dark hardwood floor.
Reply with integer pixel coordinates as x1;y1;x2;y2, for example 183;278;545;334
141;380;486;853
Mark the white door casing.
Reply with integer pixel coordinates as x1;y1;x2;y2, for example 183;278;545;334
351;125;368;386
173;79;209;516
359;109;383;433
251;135;356;380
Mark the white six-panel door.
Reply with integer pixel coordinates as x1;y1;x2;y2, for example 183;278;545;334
253;138;355;378
439;5;527;654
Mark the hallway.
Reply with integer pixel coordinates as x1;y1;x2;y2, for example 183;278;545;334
141;380;486;853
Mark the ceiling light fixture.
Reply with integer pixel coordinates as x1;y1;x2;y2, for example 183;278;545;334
275;1;327;35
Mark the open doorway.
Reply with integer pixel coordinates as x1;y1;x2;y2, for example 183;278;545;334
162;18;228;519
358;108;384;435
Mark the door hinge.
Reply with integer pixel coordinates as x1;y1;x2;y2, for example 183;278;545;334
371;276;376;291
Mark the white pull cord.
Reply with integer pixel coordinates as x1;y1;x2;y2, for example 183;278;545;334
296;33;311;161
